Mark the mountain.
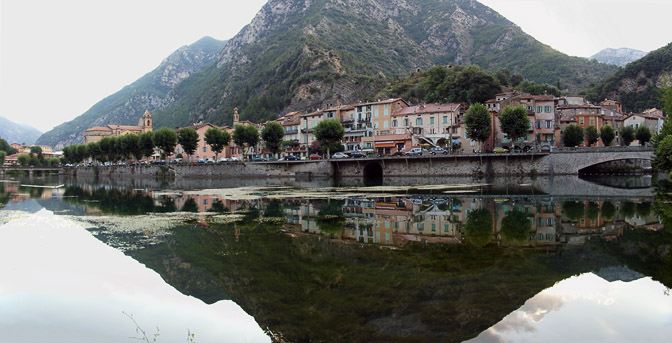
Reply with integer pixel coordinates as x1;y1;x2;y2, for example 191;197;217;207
35;36;227;149
590;48;648;67
153;0;617;128
584;42;672;113
0;116;42;145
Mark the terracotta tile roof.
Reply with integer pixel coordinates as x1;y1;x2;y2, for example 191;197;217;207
354;98;409;107
84;126;112;132
392;103;461;116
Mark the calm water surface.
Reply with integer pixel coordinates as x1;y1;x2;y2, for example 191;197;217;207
0;175;670;342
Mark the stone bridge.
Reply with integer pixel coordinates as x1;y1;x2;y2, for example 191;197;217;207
0;166;63;176
332;147;654;177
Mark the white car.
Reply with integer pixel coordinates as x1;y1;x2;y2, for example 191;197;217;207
332;152;348;159
217;157;229;163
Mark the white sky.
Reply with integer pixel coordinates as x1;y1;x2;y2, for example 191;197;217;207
1;0;671;133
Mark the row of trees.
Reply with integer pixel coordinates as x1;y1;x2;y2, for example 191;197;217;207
462;102;657;150
561;124;651;147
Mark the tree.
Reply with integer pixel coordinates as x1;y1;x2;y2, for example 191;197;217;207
204;127;231;161
562;124;584;147
600;124;615;146
30;146;42;155
499;106;530;146
635;126;651;145
98;137;115;162
464;103;491;152
314;119;345;159
495;68;511;86
0;151;5;166
123;134;142;161
86;142;103;163
17;154;30;166
139;131;155;160
653;135;672;171
620;126;635;146
584;125;599;146
510;73;524;87
178;127;199;163
153;127;178;163
261;122;284;158
233;124;259;159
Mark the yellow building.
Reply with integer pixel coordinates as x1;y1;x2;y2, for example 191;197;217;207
83;110;153;144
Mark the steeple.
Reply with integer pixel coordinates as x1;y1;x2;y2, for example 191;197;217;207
233;107;240;126
139;109;152;132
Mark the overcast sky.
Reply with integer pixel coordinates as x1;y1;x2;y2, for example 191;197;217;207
1;0;671;134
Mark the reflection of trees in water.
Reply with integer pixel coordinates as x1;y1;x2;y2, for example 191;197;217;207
636;202;652;218
208;199;229;213
601;201;616;221
586;202;600;221
654;180;672;232
500;210;531;245
181;198;198;212
465;208;493;248
621;202;636;219
0;184;9;209
563;201;585;221
316;200;346;234
62;186;156;215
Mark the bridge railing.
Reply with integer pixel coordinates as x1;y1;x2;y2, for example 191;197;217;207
551;146;654;153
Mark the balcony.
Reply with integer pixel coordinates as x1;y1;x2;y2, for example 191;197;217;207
284;129;298;134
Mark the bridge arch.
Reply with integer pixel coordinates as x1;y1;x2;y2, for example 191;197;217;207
363;161;383;178
550;149;654;174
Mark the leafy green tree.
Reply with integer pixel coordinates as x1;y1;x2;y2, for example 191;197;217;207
30;146;42;155
0;138;15;154
635;126;651;145
314;119;345;159
620;126;635;146
621;201;636;218
204;127;231;161
261;121;284;158
86;142;102;163
17;154;30;166
98;137;115;162
600;125;616;146
562;124;584;147
601;201;616;221
233;124;259;159
500;210;531;245
153;128;178;163
422;65;501;104
464;103;491;151
636;202;652;218
178;127;199;163
584;126;599;146
75;144;88;163
0;151;5;165
653;135;672;171
499;106;530;145
124;134;142;161
316;200;346;234
510;73;524;87
139;131;155;160
586;202;600;220
495;68;511;86
464;208;493;248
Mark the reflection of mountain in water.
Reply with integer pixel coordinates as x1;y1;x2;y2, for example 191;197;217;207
595;266;644;282
120;221;670;343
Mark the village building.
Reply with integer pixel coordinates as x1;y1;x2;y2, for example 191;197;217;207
83;110;153;144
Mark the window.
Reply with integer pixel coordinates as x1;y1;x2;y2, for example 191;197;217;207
203;199;208;205
579;117;584;125
404;119;409;126
546;120;552;128
537;106;543;112
203;147;207;152
444;224;450;232
443;116;448;124
392;120;397;127
536;120;541;129
416;118;423;125
431;224;436;232
430;117;435;125
545;106;552;112
383;121;388;129
590;119;594;125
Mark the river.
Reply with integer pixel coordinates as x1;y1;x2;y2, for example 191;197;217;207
0;175;670;342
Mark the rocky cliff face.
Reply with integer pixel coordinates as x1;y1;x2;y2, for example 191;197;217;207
590;48;648;67
585;42;672;113
155;0;615;128
35;37;226;149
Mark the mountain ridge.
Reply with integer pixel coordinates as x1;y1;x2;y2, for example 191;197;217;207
154;0;617;129
0;116;42;145
590;48;648;67
35;36;227;149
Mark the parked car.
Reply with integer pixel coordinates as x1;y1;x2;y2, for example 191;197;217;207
405;148;423;156
283;155;299;161
217;157;229;163
332;152;348;159
205;158;215;163
230;157;240;162
268;157;278;161
429;147;448;155
251;156;267;161
349;151;366;158
197;158;205;163
309;154;322;160
493;147;509;153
